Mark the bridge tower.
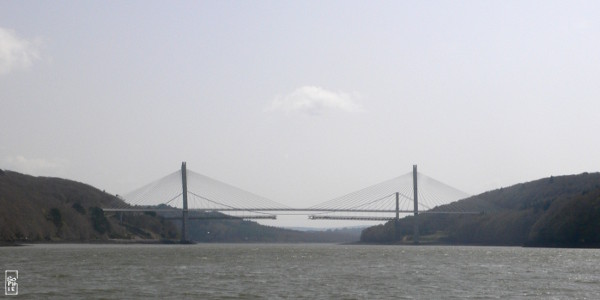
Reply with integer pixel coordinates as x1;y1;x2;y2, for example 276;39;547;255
395;192;400;221
394;191;400;241
413;164;419;244
181;162;189;242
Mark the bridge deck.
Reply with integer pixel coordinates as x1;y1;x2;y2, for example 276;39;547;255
101;208;417;213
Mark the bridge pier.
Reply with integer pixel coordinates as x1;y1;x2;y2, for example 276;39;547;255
395;192;400;241
413;165;419;244
395;192;400;221
181;162;189;243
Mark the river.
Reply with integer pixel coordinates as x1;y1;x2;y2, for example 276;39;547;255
1;244;599;299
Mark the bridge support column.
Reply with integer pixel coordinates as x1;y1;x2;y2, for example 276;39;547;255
395;192;400;221
413;165;419;244
395;192;400;241
181;162;189;243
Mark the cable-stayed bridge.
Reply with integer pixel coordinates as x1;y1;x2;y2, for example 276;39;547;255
103;162;475;243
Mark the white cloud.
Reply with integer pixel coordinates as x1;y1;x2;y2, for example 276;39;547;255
0;27;42;75
268;86;363;115
2;155;69;177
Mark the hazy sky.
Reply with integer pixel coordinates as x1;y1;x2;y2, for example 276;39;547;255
2;1;599;226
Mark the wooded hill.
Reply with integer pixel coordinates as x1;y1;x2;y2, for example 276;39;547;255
0;169;177;243
360;172;600;247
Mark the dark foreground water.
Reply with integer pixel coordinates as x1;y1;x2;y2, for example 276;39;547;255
1;244;599;299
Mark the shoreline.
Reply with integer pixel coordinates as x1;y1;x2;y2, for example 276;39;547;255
4;240;597;248
0;239;182;247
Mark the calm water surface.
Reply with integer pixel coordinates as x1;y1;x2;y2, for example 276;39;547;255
1;244;599;299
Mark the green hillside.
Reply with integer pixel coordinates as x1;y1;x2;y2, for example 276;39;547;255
0;169;178;243
360;172;600;247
